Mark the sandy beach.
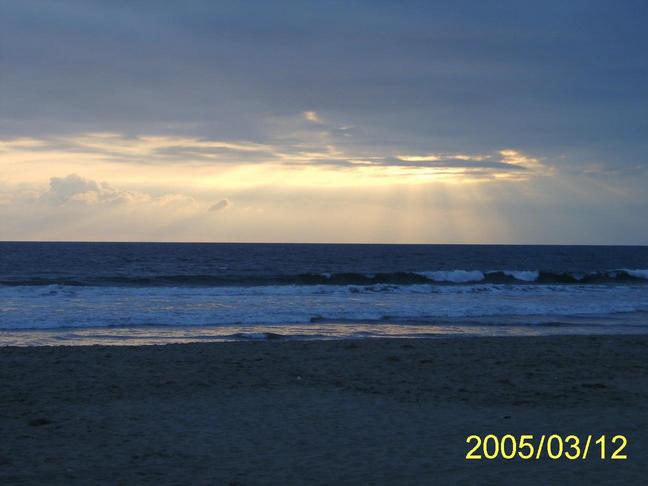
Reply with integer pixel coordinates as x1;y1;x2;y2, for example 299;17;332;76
2;335;648;484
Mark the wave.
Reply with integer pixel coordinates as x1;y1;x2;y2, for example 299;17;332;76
1;268;647;287
230;332;286;340
2;281;648;331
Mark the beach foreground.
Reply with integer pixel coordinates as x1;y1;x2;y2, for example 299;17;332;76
2;336;648;485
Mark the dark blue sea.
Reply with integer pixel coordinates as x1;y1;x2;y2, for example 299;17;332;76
1;242;647;345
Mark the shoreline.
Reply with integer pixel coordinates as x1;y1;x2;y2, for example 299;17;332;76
3;316;648;346
2;335;648;483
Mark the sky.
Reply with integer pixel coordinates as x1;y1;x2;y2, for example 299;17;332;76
1;0;647;243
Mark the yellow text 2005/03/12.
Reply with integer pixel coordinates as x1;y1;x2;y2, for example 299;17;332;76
465;434;628;460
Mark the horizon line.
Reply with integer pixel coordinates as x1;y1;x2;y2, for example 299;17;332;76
1;240;647;247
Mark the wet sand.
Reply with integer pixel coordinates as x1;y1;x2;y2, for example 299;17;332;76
2;335;648;484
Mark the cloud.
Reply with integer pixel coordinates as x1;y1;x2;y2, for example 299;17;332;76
0;175;234;241
384;150;551;179
1;130;548;182
47;174;101;203
303;111;322;123
277;148;548;180
36;174;212;211
498;150;549;174
42;174;147;206
1;0;646;182
208;199;230;212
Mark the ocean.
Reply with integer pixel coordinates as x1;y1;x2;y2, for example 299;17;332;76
1;242;647;345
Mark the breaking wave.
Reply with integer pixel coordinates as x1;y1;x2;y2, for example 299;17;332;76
2;268;647;287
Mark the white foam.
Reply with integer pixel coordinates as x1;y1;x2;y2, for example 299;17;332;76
2;282;648;331
624;269;648;280
233;332;282;340
416;270;485;283
502;270;539;282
